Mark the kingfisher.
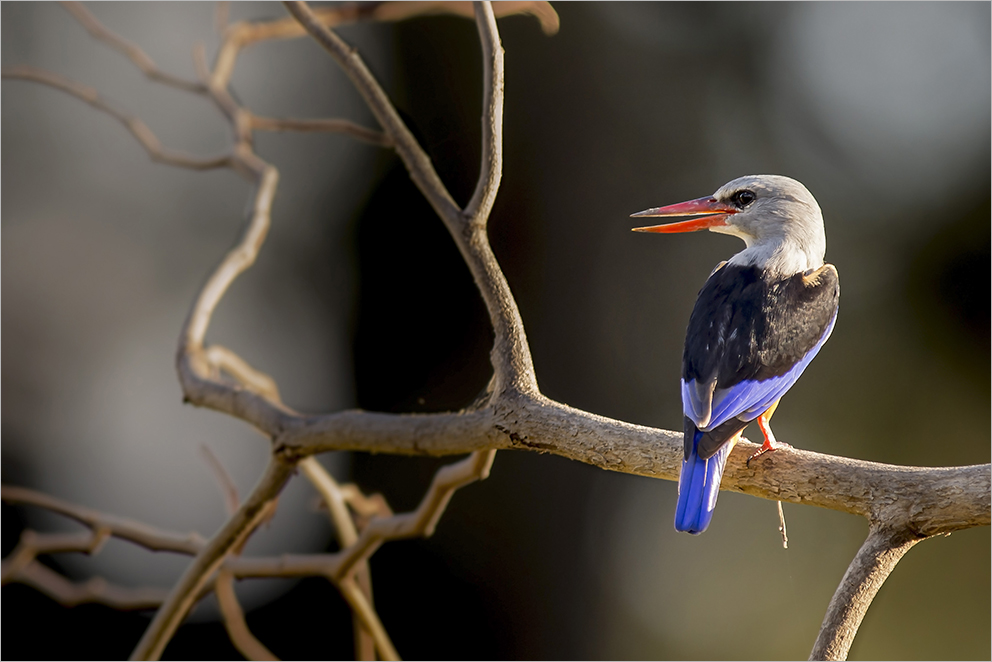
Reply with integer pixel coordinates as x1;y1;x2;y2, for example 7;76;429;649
631;175;839;534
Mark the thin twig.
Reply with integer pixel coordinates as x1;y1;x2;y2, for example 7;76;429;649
777;500;789;549
331;450;497;582
60;1;207;94
223;451;497;584
12;561;169;610
2;66;231;171
1;486;206;554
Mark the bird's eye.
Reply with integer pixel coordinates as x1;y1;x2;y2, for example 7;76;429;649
732;190;756;208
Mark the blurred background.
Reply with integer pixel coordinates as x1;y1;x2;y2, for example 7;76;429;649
2;2;989;659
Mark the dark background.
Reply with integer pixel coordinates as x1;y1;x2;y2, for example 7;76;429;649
3;3;989;659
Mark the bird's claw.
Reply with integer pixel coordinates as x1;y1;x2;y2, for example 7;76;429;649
746;440;792;468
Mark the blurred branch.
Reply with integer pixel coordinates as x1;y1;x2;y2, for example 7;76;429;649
1;65;232;170
60;1;208;94
11;562;169;610
249;114;393;147
1;486;206;554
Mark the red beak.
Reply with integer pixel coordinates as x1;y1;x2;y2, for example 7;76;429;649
630;196;737;233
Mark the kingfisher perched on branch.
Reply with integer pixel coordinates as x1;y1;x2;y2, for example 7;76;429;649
631;175;839;534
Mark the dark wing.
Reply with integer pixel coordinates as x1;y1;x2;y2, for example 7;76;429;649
681;263;839;459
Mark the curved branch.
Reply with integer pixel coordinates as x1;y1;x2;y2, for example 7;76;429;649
215;569;279;661
809;526;922;661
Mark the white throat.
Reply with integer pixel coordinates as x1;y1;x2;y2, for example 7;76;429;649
727;235;825;277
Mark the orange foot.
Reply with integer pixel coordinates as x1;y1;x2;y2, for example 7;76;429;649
746;410;793;467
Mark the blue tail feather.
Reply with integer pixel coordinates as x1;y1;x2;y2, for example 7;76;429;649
675;429;733;534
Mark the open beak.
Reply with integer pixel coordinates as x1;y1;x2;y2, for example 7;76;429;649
630;196;737;233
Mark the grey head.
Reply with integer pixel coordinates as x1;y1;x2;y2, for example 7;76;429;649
632;174;827;276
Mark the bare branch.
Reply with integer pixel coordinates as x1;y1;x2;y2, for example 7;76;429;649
216;569;279;661
331;450;497;582
60;1;208;94
1;66;231;170
176;165;288;428
249;114;393;147
810;526;923;661
224;451;497;584
12;561;169;610
130;456;297;661
464;1;504;221
1;486;206;554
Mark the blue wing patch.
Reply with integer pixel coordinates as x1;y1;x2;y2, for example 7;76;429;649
683;312;837;430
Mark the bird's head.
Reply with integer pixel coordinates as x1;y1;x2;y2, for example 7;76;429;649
631;175;826;274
